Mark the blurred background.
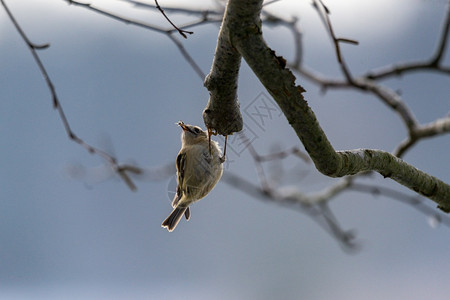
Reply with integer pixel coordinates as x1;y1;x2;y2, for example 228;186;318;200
1;0;449;299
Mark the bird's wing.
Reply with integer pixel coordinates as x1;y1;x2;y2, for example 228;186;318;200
172;151;187;207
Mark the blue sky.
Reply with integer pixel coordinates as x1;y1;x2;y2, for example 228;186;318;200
1;0;449;299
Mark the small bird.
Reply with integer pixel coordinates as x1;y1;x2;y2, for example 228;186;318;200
162;121;224;232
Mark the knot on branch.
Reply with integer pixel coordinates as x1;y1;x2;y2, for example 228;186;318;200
202;96;243;136
203;64;243;136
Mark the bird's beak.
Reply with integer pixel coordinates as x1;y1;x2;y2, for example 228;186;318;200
177;121;193;133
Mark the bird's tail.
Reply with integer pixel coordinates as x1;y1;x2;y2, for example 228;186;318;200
162;207;188;232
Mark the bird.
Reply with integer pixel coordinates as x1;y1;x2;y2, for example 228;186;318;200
162;121;224;232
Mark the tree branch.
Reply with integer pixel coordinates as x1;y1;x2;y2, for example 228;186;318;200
2;0;141;191
311;0;358;83
154;0;193;38
221;172;358;250
365;4;450;80
284;2;449;158
216;0;450;211
202;2;244;135
394;115;450;157
65;0;206;79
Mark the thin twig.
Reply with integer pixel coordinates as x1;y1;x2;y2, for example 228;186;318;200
65;0;205;80
2;0;141;191
67;0;166;32
431;3;450;65
295;67;420;133
240;133;310;192
124;0;223;17
168;33;205;78
243;135;271;192
289;1;450;157
124;0;224;32
311;0;358;82
262;10;303;67
221;172;358;251
7;0;449;239
349;183;450;228
318;202;359;251
393;115;450;157
365;4;450;80
307;0;424;136
254;146;310;163
154;0;193;38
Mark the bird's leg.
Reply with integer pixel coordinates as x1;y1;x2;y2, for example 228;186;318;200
207;128;213;155
220;135;227;163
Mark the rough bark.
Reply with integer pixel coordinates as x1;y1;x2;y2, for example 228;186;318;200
207;0;450;211
203;3;243;135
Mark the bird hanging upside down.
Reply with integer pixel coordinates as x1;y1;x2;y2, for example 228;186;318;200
161;121;224;232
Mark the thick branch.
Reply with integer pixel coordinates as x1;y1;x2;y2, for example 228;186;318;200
202;1;244;135
336;149;449;210
223;0;450;211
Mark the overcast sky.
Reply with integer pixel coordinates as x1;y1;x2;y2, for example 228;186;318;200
1;0;449;299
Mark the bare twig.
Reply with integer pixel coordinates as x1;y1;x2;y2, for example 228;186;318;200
222;140;450;249
2;0;141;191
154;0;193;38
59;2;447;167
257;146;310;163
349;183;450;228
65;0;206;79
365;5;450;80
124;0;223;16
289;1;449;158
7;0;450;242
221;171;359;251
238;133;310;191
393;115;450;157
224;0;450;209
311;0;358;82
296;67;450;159
262;10;303;66
295;67;421;134
168;33;205;79
67;0;166;32
318;202;358;251
124;0;224;32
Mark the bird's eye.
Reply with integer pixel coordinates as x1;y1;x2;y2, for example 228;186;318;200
194;127;200;133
